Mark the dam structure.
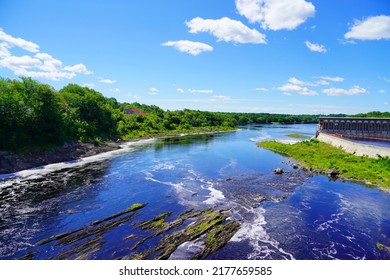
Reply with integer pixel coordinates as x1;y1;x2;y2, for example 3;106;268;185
316;117;390;158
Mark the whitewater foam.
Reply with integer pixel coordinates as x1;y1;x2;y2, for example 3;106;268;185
0;138;156;186
230;207;295;260
249;132;272;143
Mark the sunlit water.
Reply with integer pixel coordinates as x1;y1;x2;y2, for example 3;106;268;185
1;124;389;260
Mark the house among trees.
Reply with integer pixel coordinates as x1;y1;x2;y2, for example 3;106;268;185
124;109;146;115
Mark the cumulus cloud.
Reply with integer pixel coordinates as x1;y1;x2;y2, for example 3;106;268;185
0;42;11;57
344;15;390;40
235;0;315;31
176;88;185;93
109;88;120;93
162;40;213;55
0;29;39;52
318;76;344;82
83;83;96;89
64;63;92;74
288;77;306;86
278;83;317;96
379;89;386;94
280;76;344;91
323;86;368;96
304;40;327;53
99;78;116;84
148;87;159;95
186;17;267;44
0;29;92;80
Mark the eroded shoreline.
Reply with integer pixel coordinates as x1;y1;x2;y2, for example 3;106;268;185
0;129;235;176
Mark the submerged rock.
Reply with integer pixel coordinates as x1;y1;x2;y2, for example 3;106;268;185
125;208;240;260
273;168;284;174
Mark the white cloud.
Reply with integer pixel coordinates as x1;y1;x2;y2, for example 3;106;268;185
0;55;41;72
34;53;63;72
127;93;140;100
379;89;386;94
176;88;185;93
315;79;330;86
0;29;39;52
83;83;96;88
0;42;11;57
210;95;231;101
385;102;388;105
318;76;344;82
186;17;267;44
99;78;116;84
0;29;92;80
109;88;120;93
148;87;159;95
235;0;315;31
278;83;318;96
255;87;269;92
288;77;306;86
323;86;368;96
304;40;327;53
188;88;214;94
162;40;213;55
64;63;92;74
344;15;390;40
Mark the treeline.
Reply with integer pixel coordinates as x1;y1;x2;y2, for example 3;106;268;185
350;111;390;118
0;77;238;150
0;77;346;151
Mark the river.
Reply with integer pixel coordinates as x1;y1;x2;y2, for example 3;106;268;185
1;124;389;260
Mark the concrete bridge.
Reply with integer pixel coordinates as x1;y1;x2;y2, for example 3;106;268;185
317;117;390;141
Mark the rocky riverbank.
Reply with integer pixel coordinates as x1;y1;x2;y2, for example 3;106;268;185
0;130;236;175
0;141;122;174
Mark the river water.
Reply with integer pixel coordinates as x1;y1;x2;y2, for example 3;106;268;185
1;124;389;260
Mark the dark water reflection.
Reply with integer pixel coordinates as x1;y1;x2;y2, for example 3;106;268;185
1;124;390;260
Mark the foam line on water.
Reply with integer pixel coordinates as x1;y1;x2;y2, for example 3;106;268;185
230;207;295;260
188;169;226;206
0;138;156;186
249;132;272;143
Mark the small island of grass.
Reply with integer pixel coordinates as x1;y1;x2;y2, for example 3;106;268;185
286;133;311;139
259;139;390;190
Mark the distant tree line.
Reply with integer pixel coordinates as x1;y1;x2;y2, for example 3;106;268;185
0;77;369;151
350;111;390;118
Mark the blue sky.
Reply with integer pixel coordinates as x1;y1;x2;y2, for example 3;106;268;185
0;0;389;114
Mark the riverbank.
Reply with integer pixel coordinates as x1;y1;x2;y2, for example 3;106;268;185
258;139;390;190
0;129;235;175
317;132;390;158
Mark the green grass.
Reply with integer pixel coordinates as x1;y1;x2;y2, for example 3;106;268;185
286;133;311;139
153;218;165;227
259;139;390;189
128;203;145;211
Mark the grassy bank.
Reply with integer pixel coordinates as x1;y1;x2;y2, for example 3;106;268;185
259;139;390;190
286;133;311;139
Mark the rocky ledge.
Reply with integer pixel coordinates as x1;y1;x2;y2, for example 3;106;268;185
0;141;121;174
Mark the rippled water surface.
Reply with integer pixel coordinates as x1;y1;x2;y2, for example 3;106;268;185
1;124;390;260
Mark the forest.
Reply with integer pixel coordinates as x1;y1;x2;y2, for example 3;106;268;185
0;77;384;151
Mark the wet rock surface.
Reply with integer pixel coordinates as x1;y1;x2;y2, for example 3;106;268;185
18;204;240;260
0;141;121;174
